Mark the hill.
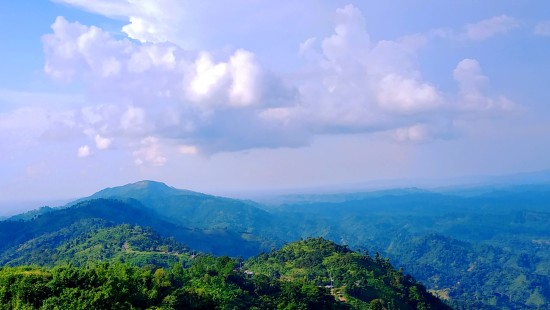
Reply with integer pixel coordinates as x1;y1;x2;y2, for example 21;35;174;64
82;180;273;231
0;198;265;258
0;237;450;310
75;181;289;250
268;186;550;309
2;181;549;309
385;234;549;309
246;238;450;309
0;223;191;268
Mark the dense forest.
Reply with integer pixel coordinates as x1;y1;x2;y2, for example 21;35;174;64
1;180;549;309
0;230;449;309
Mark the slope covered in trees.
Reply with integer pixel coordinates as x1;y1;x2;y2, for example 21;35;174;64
0;236;449;309
246;238;450;309
1;224;191;268
1;181;549;309
385;234;549;309
268;185;550;309
0;198;266;258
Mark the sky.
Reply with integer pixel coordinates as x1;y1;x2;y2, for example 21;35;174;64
0;0;549;209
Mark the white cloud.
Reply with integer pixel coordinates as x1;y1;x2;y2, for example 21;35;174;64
321;4;370;64
53;0;184;44
453;59;489;94
127;45;177;73
133;136;167;166
228;50;261;106
188;53;228;99
462;15;519;41
43;17;130;81
291;6;521;144
376;74;440;113
42;16;287;113
94;134;112;150
42;16;296;154
42;15;185;91
394;124;432;143
453;59;518;111
186;50;262;107
295;4;444;137
80;105;119;126
120;106;146;132
534;20;550;36
77;145;91;158
38;4;521;159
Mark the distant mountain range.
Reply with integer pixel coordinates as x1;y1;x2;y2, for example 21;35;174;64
1;179;549;309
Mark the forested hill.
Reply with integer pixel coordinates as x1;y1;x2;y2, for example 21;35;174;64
0;234;450;309
246;238;450;309
0;224;191;268
2;180;549;309
0;198;267;258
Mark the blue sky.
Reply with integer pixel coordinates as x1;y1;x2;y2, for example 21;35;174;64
1;1;549;208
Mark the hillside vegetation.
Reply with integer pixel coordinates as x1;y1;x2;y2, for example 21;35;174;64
1;180;549;309
0;234;449;309
246;238;449;309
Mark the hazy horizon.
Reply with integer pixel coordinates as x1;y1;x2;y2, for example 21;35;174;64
1;167;548;217
1;1;549;205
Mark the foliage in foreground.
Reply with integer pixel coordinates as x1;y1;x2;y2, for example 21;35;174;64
0;260;339;309
0;237;450;310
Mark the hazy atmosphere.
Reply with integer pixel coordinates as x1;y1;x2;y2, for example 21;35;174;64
1;0;549;204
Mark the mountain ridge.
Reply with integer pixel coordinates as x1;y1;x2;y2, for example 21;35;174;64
89;180;206;199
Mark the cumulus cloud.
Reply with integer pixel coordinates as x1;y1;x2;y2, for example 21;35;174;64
94;134;112;150
42;16;297;154
394;124;432;143
453;59;518;111
133;136;166;166
37;4;520;163
376;74;440;113
120;106;147;132
43;17;127;81
42;15;294;111
321;4;371;63
462;15;519;41
534;21;550;36
53;0;183;44
185;50;263;107
291;6;520;142
454;59;489;93
294;4;444;138
77;145;91;158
